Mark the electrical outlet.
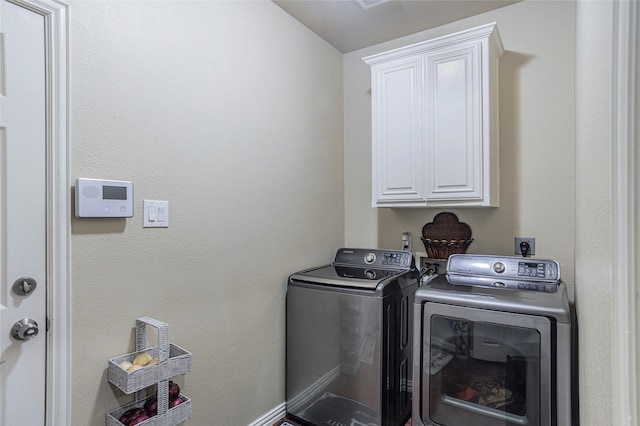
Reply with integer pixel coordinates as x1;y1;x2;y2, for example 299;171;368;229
515;237;535;256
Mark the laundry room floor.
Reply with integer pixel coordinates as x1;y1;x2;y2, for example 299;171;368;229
272;417;412;425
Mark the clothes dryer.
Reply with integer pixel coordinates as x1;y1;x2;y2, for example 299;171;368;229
413;254;576;426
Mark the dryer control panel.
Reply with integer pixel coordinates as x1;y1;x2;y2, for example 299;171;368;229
447;254;560;281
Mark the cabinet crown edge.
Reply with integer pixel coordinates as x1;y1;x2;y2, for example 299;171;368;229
363;22;503;66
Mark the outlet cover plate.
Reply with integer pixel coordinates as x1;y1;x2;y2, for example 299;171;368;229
515;237;535;256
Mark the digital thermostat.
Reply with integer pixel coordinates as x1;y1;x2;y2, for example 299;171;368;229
75;178;133;218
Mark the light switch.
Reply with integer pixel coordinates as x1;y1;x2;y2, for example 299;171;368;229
143;200;169;228
148;206;157;222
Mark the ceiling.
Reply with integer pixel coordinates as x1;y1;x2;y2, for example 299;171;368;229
273;0;519;53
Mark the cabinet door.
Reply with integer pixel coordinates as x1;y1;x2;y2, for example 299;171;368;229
425;42;484;202
371;56;424;206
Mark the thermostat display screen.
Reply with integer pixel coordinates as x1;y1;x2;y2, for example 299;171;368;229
103;185;127;200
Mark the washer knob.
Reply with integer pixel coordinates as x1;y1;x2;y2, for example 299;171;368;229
364;253;376;264
493;262;506;274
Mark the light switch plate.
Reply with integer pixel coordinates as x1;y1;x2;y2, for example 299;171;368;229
143;200;169;228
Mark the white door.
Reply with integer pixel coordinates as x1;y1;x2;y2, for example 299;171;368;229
0;1;48;425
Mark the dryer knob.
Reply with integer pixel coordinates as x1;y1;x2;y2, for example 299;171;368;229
493;262;506;274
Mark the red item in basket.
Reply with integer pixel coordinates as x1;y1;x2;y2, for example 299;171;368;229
457;387;479;401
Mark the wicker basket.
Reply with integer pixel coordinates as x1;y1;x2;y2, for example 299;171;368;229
106;317;192;426
108;343;192;394
421;212;473;260
106;393;191;426
420;237;473;260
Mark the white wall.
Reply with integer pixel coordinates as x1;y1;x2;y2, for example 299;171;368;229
68;1;344;424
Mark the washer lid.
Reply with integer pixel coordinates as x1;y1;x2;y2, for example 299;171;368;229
289;264;406;290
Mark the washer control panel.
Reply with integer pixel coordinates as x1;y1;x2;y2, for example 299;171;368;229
447;254;560;281
334;248;415;269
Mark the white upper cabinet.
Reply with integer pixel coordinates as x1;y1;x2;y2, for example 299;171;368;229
364;23;503;208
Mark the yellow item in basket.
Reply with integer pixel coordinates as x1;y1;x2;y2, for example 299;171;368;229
132;352;153;366
118;361;133;371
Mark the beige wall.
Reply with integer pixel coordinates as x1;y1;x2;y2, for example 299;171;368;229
64;0;623;424
345;1;576;288
68;1;344;424
574;1;614;424
345;1;618;425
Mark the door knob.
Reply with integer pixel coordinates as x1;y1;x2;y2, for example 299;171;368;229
12;277;37;296
11;319;39;341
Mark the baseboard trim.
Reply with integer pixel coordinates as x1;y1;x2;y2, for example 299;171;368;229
248;402;286;426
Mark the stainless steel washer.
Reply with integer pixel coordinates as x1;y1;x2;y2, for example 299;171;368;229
413;254;576;426
287;248;419;426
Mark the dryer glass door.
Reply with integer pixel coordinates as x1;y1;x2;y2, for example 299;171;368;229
421;303;552;426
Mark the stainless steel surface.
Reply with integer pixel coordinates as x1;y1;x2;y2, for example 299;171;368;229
412;254;574;426
12;277;37;296
333;248;415;270
290;248;416;291
445;274;562;294
287;285;383;414
423;277;571;323
440;395;529;425
290;264;407;290
286;248;418;426
447;254;560;282
11;318;39;341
